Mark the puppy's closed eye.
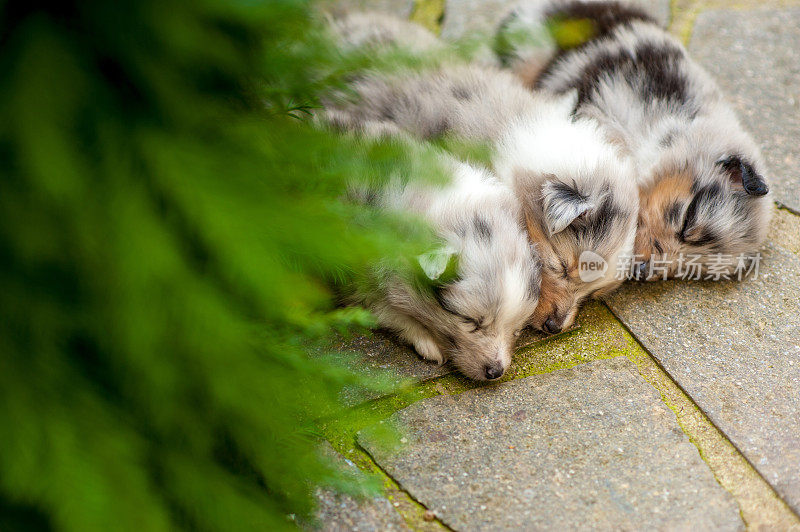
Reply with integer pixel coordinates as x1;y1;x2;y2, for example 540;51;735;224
461;316;483;332
559;259;569;279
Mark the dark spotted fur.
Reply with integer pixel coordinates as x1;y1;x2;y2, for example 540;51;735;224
496;0;773;278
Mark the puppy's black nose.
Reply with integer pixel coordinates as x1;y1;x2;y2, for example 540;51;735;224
635;261;650;281
484;364;504;380
543;317;562;335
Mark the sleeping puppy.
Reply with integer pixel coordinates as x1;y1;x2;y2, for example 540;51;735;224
496;0;772;279
323;14;637;332
334;85;637;333
351;155;542;380
329;13;539;379
494;93;638;331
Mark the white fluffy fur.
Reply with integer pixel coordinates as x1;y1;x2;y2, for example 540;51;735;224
359;156;541;380
494;91;638;330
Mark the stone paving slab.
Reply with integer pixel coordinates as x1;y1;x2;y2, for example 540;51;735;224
313;443;409;531
326;332;451;406
333;332;452;383
358;358;742;530
691;8;800;213
606;242;800;514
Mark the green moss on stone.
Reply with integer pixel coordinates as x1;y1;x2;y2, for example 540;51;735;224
319;380;451;530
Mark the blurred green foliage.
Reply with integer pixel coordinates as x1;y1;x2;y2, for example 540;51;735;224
0;0;444;530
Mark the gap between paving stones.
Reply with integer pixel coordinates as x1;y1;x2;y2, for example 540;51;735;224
638;3;800;524
359;358;745;530
510;300;798;528
324;423;449;531
771;206;800;254
679;2;800;517
318;328;604;530
603;300;800;529
321;376;460;530
777;201;800;218
360;442;454;532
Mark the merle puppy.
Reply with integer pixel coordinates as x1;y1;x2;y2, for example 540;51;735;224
351;155;542;380
494;91;638;331
497;0;772;279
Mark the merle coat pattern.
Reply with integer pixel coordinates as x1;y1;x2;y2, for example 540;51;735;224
352;157;542;380
498;0;772;279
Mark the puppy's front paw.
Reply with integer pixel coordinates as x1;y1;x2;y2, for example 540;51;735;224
413;337;444;365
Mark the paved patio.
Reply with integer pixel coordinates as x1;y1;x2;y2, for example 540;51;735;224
316;1;800;529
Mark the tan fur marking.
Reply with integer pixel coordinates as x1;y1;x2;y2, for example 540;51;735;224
635;171;694;263
524;212;577;331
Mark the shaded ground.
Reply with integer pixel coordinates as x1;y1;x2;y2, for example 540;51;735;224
315;0;800;529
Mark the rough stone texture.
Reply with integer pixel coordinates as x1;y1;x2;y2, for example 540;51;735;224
313;444;409;532
512;325;554;350
691;8;800;213
606;242;800;514
441;0;670;40
325;332;451;406
359;358;743;531
332;332;452;383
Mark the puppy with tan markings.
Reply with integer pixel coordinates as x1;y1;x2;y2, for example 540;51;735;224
352;155;542;380
497;0;772;279
494;93;637;331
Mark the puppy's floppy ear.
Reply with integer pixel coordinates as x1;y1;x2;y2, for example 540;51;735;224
717;155;769;196
541;180;594;236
